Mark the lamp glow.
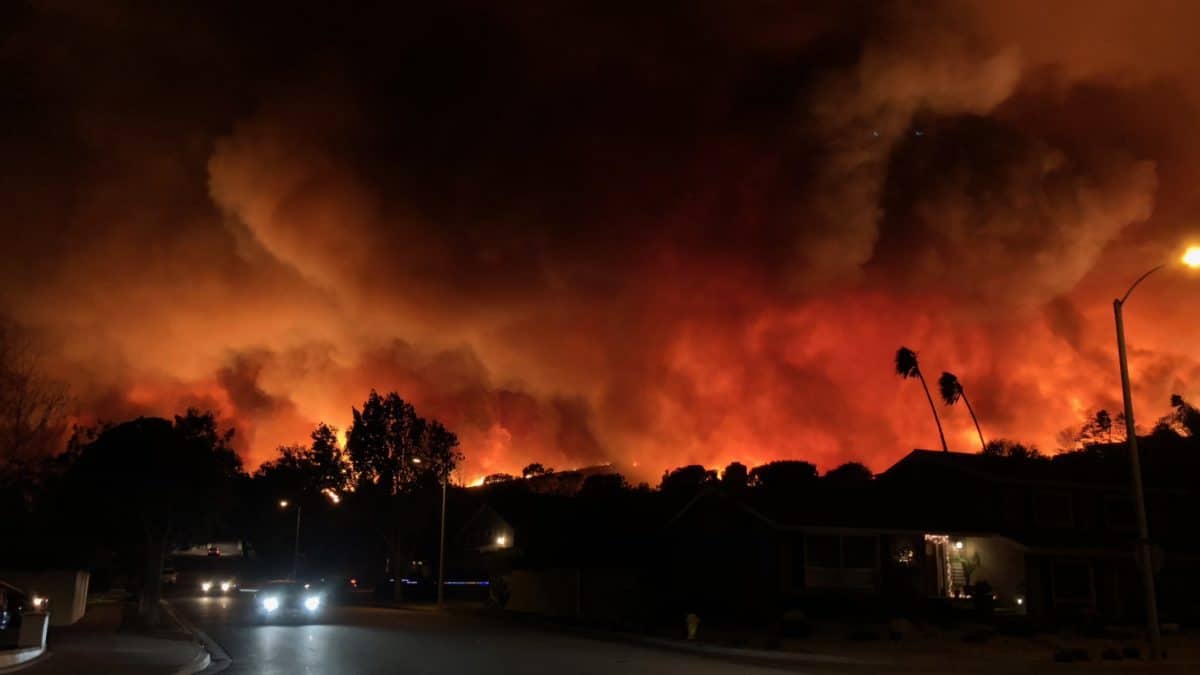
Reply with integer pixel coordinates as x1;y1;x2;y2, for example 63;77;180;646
495;534;507;546
279;499;288;508
954;540;964;550
1183;246;1200;269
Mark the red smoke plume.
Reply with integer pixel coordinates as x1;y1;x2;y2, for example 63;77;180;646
3;2;1200;482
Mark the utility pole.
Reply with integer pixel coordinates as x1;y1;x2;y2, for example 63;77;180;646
437;469;447;608
1113;295;1162;660
292;502;303;581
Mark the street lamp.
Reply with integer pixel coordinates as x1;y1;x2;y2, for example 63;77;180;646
279;491;341;581
1112;245;1200;660
279;499;302;581
410;456;448;608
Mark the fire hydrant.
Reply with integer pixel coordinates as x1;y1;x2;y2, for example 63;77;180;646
685;613;700;640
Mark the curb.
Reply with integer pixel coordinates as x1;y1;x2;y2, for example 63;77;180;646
357;601;875;668
168;649;210;675
160;601;229;674
0;649;49;674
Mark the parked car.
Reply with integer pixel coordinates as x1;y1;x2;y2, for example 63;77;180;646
0;581;27;648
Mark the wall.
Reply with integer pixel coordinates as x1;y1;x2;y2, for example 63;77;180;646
503;568;578;617
0;570;89;626
956;537;1026;612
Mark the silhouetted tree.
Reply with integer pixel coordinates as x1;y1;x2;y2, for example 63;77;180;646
521;462;552;478
721;461;748;490
1077;409;1125;447
1155;394;1200;438
484;473;516;484
749;460;817;490
344;391;461;597
939;371;985;452
61;410;241;624
309;423;348;492
0;318;68;466
895;347;948;452
659;465;716;496
579;473;626;498
823;461;873;483
982;438;1044;460
346;391;422;494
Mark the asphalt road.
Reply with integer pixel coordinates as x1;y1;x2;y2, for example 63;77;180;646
172;595;811;675
173;595;1200;675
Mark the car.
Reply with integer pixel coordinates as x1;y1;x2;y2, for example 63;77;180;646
162;567;179;585
199;577;237;594
0;581;27;648
254;580;325;622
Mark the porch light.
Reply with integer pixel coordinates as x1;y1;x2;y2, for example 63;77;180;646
954;540;964;550
495;534;507;546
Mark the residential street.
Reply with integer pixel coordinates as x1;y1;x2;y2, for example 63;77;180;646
173;595;806;675
171;595;1200;675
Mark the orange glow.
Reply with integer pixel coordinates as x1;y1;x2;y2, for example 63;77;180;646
7;1;1200;485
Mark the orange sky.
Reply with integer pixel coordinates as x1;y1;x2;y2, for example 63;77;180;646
2;2;1200;482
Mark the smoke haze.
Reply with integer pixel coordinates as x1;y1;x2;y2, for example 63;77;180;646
3;1;1200;480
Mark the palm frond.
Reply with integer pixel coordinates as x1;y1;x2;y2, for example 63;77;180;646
894;346;920;379
938;371;962;405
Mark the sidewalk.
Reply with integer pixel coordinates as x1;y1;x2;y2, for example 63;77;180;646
359;598;1200;671
16;601;209;675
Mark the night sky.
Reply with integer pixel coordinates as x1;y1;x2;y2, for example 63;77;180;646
3;1;1200;481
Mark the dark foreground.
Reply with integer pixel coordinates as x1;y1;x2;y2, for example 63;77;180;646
175;595;801;675
174;595;1197;674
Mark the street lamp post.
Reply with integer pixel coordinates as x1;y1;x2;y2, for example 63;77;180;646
412;456;449;608
1112;246;1200;661
279;491;339;582
437;469;447;608
280;499;302;580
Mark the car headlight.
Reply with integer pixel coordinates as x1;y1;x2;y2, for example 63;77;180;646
261;595;280;612
303;595;321;611
200;581;213;592
220;581;232;592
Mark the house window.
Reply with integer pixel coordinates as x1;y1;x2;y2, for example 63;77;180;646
1102;495;1136;532
804;534;878;590
843;536;876;569
1033;491;1074;528
1052;560;1093;607
806;535;840;568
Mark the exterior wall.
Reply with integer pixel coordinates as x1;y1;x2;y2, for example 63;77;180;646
956;537;1026;611
503;568;578;617
0;570;89;626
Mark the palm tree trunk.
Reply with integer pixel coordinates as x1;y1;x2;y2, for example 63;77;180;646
917;372;949;452
960;390;986;452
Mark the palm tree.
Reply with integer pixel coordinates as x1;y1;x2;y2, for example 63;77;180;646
939;371;985;452
895;346;948;452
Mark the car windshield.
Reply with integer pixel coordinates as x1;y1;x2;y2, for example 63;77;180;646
262;581;305;593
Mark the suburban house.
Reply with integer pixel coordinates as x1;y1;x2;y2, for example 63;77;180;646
464;447;1200;626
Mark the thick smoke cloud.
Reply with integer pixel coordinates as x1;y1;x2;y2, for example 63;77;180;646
3;1;1199;480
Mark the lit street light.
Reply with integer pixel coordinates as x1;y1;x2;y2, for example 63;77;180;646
279;490;341;581
1112;245;1200;661
410;456;448;608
